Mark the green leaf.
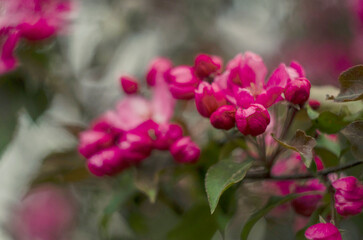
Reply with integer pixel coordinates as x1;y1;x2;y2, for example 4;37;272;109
306;105;319;120
315;111;348;134
241;192;322;240
341;121;363;160
273;130;317;168
168;203;218;240
205;158;253;214
327;65;363;102
314;147;339;168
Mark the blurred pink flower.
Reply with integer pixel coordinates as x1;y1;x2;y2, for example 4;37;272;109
11;185;75;240
305;222;342;240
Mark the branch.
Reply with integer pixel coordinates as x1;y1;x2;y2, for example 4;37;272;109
245;161;363;180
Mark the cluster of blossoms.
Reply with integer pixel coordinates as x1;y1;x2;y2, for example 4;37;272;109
78;58;200;177
0;0;72;74
166;52;311;136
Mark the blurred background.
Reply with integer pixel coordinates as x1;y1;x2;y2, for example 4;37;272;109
1;0;363;239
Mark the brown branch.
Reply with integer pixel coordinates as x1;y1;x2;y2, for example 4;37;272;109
245;161;363;180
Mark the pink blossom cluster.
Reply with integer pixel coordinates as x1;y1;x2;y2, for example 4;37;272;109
332;176;363;216
165;52;311;136
0;0;72;74
78;58;200;177
270;153;326;217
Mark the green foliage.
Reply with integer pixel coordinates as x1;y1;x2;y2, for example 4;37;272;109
273;130;316;168
341;121;363;160
205;158;253;214
327;65;363;102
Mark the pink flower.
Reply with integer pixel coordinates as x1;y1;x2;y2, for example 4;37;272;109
332;176;363;216
291;179;326;217
87;147;126;177
309;99;321;110
154;123;184;150
284;77;311;106
194;82;227;117
146;57;173;86
168;66;200;99
194;53;222;79
11;185;75;240
305;223;342;240
210;105;236;130
120;75;138;94
170;137;201;163
235;103;270;136
78;130;114;158
0;0;72;74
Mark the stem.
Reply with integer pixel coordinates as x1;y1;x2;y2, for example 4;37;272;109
245;161;363;180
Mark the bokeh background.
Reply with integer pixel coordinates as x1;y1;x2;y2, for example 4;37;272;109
1;0;363;239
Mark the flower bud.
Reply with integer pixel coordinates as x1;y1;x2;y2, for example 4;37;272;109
18;18;56;41
78;130;114;158
210;105;236;130
291;179;326;217
332;176;363;216
120;75;138;94
308;99;321;110
194;54;222;79
194;82;227;117
87;147;125;176
170;137;200;163
117;131;153;164
168;66;200;99
284;77;311;105
146;57;173;86
305;223;342;240
154;123;183;150
0;31;20;74
235;104;270;136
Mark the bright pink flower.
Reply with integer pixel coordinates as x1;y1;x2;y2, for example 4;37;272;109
78;130;114;158
0;30;20;74
168;66;200;99
235;103;270;136
87;147;126;176
194;53;222;79
120;75;138;94
309;99;321;110
146;57;173;86
223;52;290;108
170;137;200;163
305;223;342;240
332;176;363;216
210;105;236;130
154;123;183;150
284;77;311;105
11;185;75;240
194;82;227;117
292;179;326;217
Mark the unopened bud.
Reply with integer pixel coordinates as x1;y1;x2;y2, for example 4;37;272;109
210;105;236;130
194;82;227;117
235;104;270;136
194;54;222;79
168;66;200;99
146;57;173;86
170;137;200;163
284;77;311;105
120;75;138;94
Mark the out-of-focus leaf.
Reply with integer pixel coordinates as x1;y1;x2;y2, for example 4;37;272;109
327;65;363;102
315;111;348;134
219;138;247;160
205;158;253;214
314;147;339;168
273;130;316;168
306;105;319;120
316;134;340;156
240;192;322;240
167;203;218;240
341;121;363;160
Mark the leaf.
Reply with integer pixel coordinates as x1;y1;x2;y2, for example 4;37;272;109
306;105;319;120
314;147;339;168
327;65;363;102
341;121;363;160
241;192;322;240
168;203;218;240
205;158;253;214
273;130;317;168
315;111;348;134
